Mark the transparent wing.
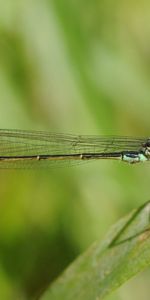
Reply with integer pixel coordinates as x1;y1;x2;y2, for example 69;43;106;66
0;129;147;169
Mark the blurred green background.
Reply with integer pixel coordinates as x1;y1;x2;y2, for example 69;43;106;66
0;0;150;299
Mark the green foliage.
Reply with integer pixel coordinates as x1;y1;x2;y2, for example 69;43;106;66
40;201;150;300
0;1;150;299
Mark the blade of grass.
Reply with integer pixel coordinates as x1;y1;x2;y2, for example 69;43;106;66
39;200;150;300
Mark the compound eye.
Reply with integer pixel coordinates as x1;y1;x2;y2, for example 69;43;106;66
143;140;150;148
143;140;150;158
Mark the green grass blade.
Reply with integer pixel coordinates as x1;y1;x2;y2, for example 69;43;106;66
39;201;150;300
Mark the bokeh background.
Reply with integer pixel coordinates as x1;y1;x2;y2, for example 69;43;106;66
0;0;150;299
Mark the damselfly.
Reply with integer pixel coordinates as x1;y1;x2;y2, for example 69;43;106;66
0;129;149;168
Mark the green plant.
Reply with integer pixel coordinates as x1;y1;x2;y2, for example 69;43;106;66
39;201;150;300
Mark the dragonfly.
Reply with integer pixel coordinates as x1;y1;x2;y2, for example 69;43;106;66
0;129;149;168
